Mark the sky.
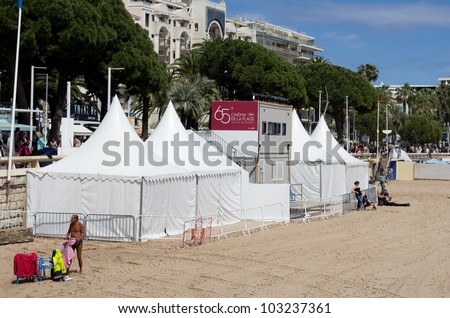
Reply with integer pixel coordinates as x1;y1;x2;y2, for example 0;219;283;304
225;0;450;86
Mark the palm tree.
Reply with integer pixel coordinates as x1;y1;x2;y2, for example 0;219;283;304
310;56;330;64
396;83;415;115
357;64;379;82
435;84;450;125
377;84;393;106
169;74;220;129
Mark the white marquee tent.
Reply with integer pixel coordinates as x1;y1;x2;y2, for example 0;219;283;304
27;97;290;241
27;97;193;240
290;112;346;200
310;116;369;192
144;101;243;238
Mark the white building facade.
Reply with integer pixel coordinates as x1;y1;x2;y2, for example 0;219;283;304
226;18;323;64
123;1;322;65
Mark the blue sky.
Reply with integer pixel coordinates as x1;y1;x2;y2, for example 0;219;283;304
225;0;450;85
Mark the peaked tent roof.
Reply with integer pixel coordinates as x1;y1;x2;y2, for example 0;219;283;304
291;111;332;162
147;101;241;175
311;116;367;166
32;96;191;180
390;147;412;162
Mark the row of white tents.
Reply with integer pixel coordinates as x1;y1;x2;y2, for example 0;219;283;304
26;97;289;241
26;97;368;240
290;111;369;201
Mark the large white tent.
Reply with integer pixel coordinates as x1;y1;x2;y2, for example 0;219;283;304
27;97;289;241
145;101;243;237
310;116;369;192
27;97;193;240
290;112;346;200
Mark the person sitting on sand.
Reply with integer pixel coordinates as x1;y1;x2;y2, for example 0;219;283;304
377;191;410;207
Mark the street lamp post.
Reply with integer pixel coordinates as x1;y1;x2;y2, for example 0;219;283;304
36;73;49;142
107;67;125;108
382;104;392;158
346;96;349;152
376;101;380;170
30;65;46;150
318;90;322;118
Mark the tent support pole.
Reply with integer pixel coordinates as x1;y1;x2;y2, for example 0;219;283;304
195;175;199;218
138;177;144;242
320;163;323;199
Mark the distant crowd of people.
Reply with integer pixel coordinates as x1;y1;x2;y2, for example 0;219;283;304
346;142;450;158
0;127;84;158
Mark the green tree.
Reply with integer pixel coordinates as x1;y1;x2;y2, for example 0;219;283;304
310;56;330;64
396;83;415;115
413;88;439;117
169;73;220;129
196;38;307;106
399;115;442;145
0;0;166;140
298;63;378;140
357;64;379;83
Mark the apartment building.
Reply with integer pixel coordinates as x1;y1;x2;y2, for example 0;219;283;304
227;18;323;64
123;1;322;65
123;0;226;64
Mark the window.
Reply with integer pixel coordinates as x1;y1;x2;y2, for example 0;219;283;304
152;15;155;22
174;20;176;27
262;121;267;135
145;13;150;27
195;23;198;31
271;161;284;181
265;121;286;136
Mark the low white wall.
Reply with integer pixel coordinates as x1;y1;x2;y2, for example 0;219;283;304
414;163;450;180
242;181;289;222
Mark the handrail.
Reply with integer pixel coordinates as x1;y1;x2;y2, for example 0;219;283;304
192;130;257;174
0;155;62;177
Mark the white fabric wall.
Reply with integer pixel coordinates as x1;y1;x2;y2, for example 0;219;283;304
26;173;82;231
26;173;141;237
290;163;321;201
345;165;369;192
321;163;347;198
141;177;196;239
242;182;289;221
80;179;141;238
197;173;242;226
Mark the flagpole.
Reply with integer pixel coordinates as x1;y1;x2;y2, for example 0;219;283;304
6;0;23;184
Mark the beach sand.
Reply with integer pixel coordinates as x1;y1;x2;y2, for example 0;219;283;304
2;179;450;298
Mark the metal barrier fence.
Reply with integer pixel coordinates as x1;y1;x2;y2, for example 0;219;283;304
85;214;135;242
28;202;289;243
33;212;135;242
289;184;377;222
34;212;76;238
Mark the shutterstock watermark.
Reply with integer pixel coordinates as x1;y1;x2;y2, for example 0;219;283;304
101;132;346;167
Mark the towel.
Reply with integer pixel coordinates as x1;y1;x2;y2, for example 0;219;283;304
59;238;76;269
14;252;40;278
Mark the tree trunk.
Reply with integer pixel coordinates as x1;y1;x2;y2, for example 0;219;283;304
100;95;108;121
49;74;68;143
332;111;345;142
141;96;150;140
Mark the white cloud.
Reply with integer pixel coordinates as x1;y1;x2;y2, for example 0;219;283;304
324;31;359;42
272;1;450;30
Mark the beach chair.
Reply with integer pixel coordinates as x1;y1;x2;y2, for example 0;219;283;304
38;257;54;281
14;252;40;284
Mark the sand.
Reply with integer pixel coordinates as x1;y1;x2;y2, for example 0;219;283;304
2;179;450;298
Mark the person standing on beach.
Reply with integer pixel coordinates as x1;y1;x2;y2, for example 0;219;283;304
67;214;85;274
352;181;363;211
